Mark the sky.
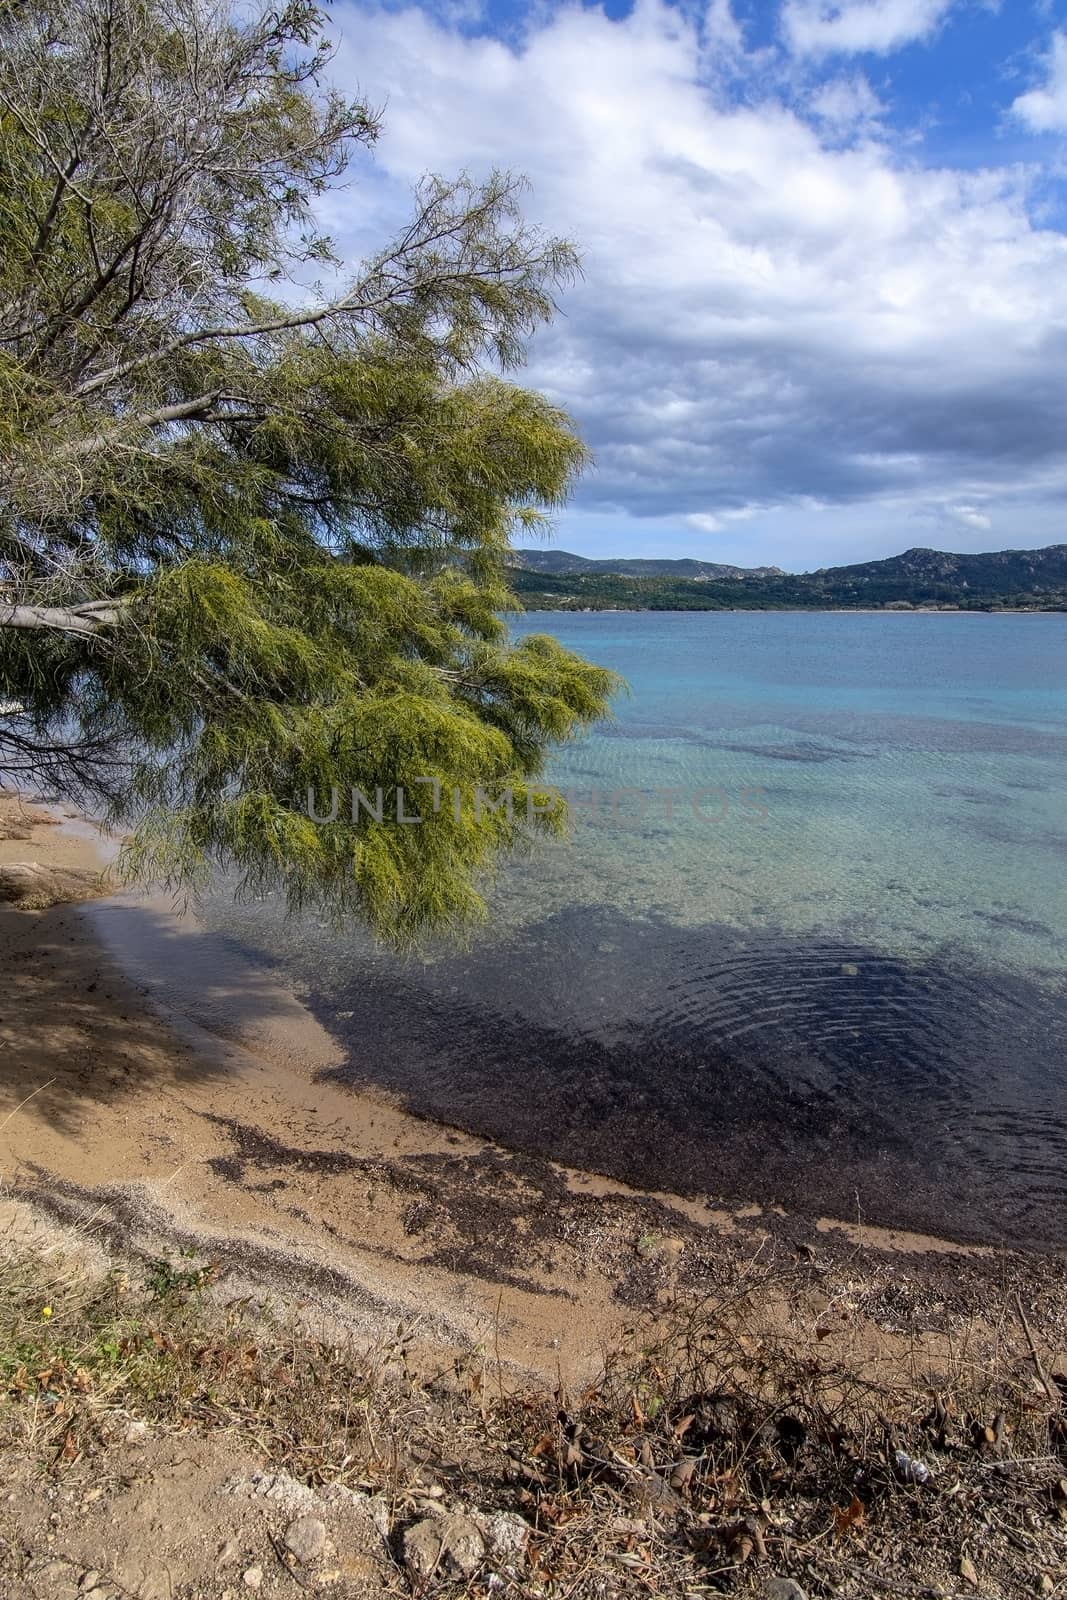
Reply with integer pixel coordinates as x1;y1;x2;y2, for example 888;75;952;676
326;0;1067;570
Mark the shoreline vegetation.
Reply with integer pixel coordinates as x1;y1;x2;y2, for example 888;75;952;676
1;793;1066;1597
508;542;1067;612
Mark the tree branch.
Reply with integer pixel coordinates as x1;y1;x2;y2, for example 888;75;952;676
0;599;120;637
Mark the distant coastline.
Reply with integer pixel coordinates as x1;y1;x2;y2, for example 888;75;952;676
508;539;1067;613
519;604;1066;615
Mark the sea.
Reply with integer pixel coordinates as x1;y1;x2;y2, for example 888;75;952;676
192;612;1067;1247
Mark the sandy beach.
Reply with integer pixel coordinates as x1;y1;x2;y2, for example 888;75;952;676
2;790;1065;1389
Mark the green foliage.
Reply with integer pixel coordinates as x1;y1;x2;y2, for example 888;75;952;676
145;1254;215;1304
0;0;619;941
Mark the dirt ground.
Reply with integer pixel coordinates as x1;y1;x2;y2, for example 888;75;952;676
1;1432;395;1600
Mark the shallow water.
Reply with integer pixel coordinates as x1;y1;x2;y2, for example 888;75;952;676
199;612;1067;1247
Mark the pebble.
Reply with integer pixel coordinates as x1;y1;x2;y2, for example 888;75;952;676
894;1449;933;1485
284;1515;327;1566
80;1574;102;1592
764;1581;809;1600
242;1567;263;1590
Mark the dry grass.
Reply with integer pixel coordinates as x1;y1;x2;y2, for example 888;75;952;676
1;1243;1066;1598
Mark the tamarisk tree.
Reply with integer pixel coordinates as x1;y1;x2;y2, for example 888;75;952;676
0;0;618;940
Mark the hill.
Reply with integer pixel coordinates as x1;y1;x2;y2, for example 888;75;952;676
510;548;784;579
508;543;1067;611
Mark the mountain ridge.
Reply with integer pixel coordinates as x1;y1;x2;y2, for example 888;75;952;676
510;549;786;579
507;543;1067;611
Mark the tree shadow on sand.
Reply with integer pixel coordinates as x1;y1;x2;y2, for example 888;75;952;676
0;895;316;1140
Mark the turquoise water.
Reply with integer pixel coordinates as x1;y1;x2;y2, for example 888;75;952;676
502;612;1067;968
202;612;1067;1247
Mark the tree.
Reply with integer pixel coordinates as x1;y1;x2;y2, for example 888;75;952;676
0;0;618;941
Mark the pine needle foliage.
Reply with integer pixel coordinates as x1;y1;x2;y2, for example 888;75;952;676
0;0;619;941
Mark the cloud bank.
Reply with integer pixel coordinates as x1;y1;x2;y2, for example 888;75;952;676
331;0;1067;564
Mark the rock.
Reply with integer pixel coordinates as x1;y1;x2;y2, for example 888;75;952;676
893;1449;932;1485
80;1574;103;1592
242;1567;263;1590
36;1563;75;1586
369;1497;391;1540
124;1421;149;1446
764;1581;808;1600
284;1515;327;1566
402;1514;485;1580
127;1569;171;1600
82;1590;111;1600
481;1511;529;1562
226;1470;319;1515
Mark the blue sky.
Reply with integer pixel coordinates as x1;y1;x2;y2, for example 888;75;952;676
326;0;1067;569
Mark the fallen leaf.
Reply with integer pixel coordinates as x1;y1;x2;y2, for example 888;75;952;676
834;1496;866;1537
959;1554;979;1588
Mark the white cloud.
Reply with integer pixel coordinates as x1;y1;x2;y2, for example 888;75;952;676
781;0;955;59
685;512;725;532
1013;31;1067;133
808;71;886;131
327;0;1067;561
948;504;993;531
703;0;744;53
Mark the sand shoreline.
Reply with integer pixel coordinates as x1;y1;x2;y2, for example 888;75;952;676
1;790;1065;1386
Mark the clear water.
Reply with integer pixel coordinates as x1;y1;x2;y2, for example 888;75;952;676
200;612;1067;1247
